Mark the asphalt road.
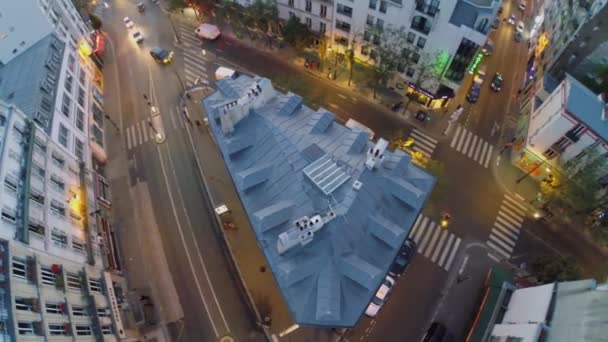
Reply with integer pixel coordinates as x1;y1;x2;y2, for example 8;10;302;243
101;1;256;341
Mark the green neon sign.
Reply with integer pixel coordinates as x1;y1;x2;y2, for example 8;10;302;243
468;51;485;75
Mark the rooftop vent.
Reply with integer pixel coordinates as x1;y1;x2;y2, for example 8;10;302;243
365;138;388;170
277;210;337;254
353;180;362;191
303;154;351;195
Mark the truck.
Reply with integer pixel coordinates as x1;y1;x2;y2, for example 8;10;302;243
195;24;221;40
345;119;375;140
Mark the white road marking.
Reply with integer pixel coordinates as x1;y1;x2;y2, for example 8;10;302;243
467;135;478;158
431;229;448;263
437;234;454;267
408;214;423;238
483;145;494;168
423;224;441;258
444;237;461;271
461;131;473;154
126;126;132;149
450;125;462;148
328;102;339;109
488;253;502;263
337;94;347;99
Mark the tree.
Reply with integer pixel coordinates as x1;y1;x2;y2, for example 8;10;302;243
360;26;409;98
247;0;279;46
168;0;188;11
281;17;312;50
402;51;446;113
424;159;447;202
530;255;580;284
89;13;103;30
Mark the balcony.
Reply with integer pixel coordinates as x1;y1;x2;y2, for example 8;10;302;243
415;0;439;17
411;15;432;35
336;4;353;17
335;20;352;33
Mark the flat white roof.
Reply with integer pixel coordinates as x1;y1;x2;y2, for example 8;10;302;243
491;323;542;342
503;283;555;324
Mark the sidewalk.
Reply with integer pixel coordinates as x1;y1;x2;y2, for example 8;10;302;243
181;89;296;339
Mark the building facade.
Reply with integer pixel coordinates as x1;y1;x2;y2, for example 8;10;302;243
0;0;118;272
0;102;126;340
278;0;501;107
511;75;608;193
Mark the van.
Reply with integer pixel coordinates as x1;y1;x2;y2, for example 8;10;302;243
215;66;238;80
195;24;221;40
345;119;375;140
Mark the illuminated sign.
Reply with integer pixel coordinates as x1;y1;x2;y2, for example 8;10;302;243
535;32;550;56
78;40;92;57
468;51;484;75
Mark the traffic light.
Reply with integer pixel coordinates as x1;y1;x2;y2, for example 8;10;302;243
440;213;451;228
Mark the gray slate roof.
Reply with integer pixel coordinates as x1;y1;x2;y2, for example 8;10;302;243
0;33;64;133
202;75;435;327
564;74;608;140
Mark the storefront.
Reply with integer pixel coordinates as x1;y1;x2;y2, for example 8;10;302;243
406;83;454;109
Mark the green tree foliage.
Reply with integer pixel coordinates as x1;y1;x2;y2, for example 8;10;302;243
402;51;445;111
580;65;608;94
89;14;103;30
530;255;580;284
282;17;312;50
361;26;409;98
248;0;279;32
168;0;188;11
425;159;447;202
555;151;607;215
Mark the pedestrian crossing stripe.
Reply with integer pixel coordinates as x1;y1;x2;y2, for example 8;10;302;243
408;214;462;272
503;194;528;213
487;240;510;258
449;125;495;168
125;120;157;150
493;221;518;239
486;194;527;261
409;129;437;158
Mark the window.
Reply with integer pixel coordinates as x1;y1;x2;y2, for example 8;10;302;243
363;30;371;41
372;34;381;45
305;0;312;11
4;175;18;192
75;325;92;336
89;278;102;293
48;324;68;336
306;17;312;28
66;272;82;290
1;207;16;224
410;52;420;63
97;307;111;317
379;0;387;13
370;49;378;60
61;94;71;117
288;0;294;6
64;74;73;93
411;15;431;34
12;258;27;279
361;45;370;55
92;125;104;147
68;54;75;72
335;20;351;33
41;266;56;286
320;22;326;33
72;238;86;254
74;138;84;161
77;87;85;107
51;152;65;168
543;148;558;159
50;200;66;218
17;322;35;335
15;298;34;311
337;3;353;17
101;325;113;335
30;187;45;206
320;4;327;17
50;174;65;191
417;36;427;48
369;0;377;9
72;305;88;316
397;61;406;73
29;220;45;237
289;11;295;18
406;67;416;77
51;228;68;247
376;18;384;30
75;108;84;131
335;35;349;46
79;69;86;86
34;136;47;152
45;302;64;314
58;124;69;148
366;14;375;25
92;103;103;127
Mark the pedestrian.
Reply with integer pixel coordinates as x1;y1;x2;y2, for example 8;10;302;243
195;120;201;127
143;94;148;100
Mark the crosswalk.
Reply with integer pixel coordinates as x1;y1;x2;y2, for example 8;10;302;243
408;129;438;159
124;107;189;150
486;194;528;262
408;214;462;272
176;22;211;87
449;125;494;168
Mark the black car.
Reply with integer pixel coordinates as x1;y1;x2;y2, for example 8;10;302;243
422;322;447;342
150;47;173;64
389;238;417;276
466;84;481;103
491;73;503;91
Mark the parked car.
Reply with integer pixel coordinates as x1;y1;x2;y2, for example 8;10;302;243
389;238;417;277
136;2;145;12
497;5;503;14
491;18;500;30
195;23;221;40
365;276;395;317
508;14;517;25
150;47;173;64
514;31;523;42
482;39;494;55
215;66;238;80
517;21;525;33
123;17;134;29
422;322;448;342
491;73;503;91
467;84;482;103
132;30;144;44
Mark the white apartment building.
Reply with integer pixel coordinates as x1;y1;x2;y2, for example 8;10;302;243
0;102;125;340
278;0;334;37
0;0;117;270
512;74;608;190
0;2;53;65
278;0;501;107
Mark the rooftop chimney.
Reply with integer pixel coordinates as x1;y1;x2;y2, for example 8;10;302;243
365;138;388;170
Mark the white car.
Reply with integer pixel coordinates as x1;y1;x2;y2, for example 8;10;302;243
132;30;144;44
508;14;517;25
518;0;526;11
365;276;395;317
123;17;134;29
516;21;525;33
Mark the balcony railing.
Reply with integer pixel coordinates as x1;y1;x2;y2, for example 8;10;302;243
415;1;439;17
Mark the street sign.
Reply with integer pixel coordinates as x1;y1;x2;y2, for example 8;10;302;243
468;51;485;75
